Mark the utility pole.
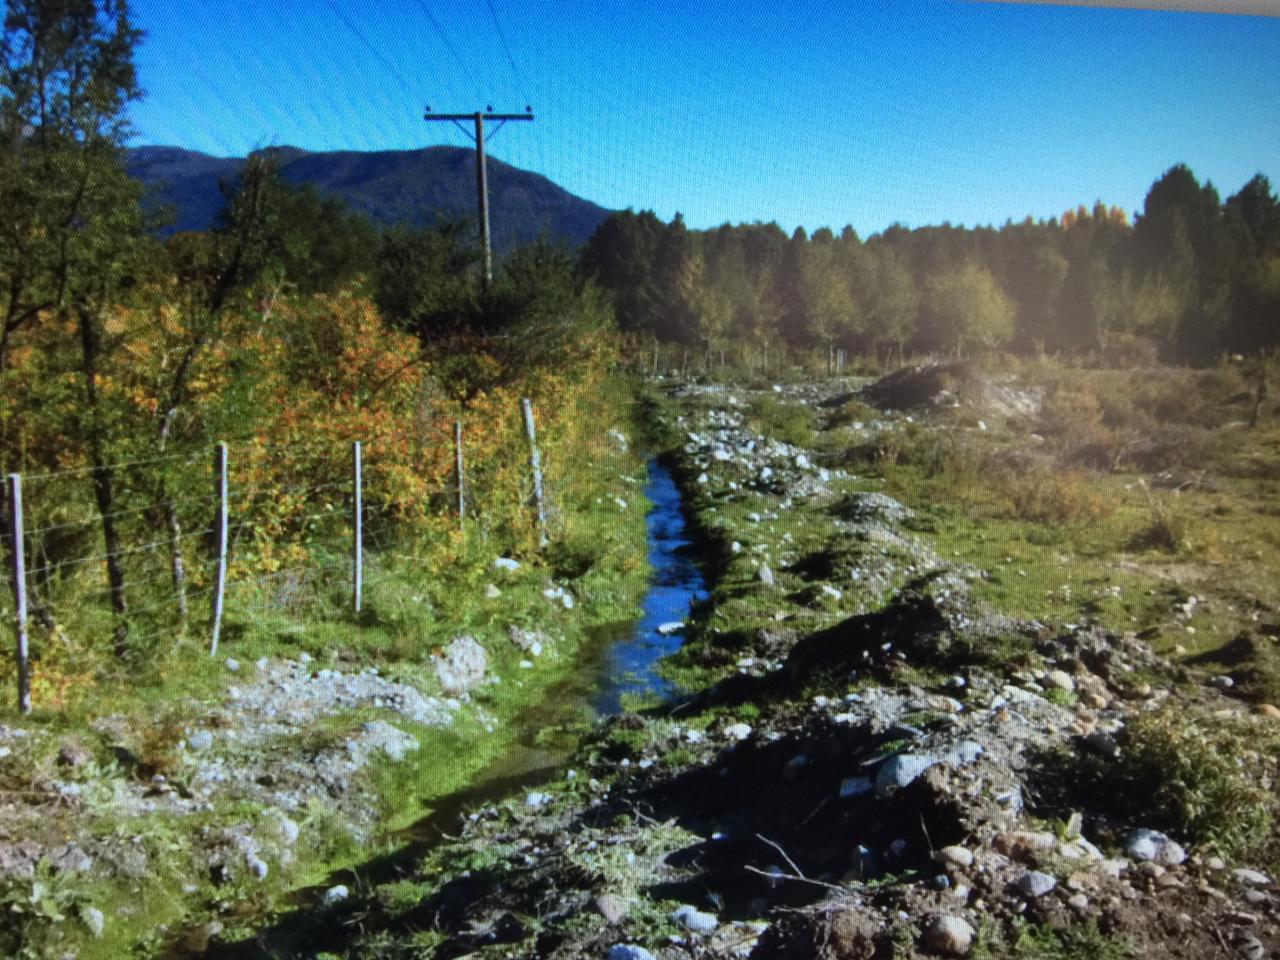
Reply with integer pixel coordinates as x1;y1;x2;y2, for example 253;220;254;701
424;107;534;287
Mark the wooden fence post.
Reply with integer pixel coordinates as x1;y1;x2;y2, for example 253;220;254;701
353;440;363;613
7;474;30;714
454;421;465;527
210;443;228;656
520;399;548;548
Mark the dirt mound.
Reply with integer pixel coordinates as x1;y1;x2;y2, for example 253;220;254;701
861;362;980;410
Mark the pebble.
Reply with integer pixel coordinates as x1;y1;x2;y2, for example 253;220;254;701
920;914;974;956
186;729;214;752
594;893;628;924
1014;871;1057;898
1067;893;1089;911
671;904;719;933
875;753;936;797
1231;868;1272;887
1126;828;1186;866
608;946;657;960
936;845;974;870
1044;669;1075;693
81;906;105;937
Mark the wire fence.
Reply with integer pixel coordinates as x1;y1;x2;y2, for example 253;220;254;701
1;398;551;714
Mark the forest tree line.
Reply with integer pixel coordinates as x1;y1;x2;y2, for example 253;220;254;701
578;167;1280;367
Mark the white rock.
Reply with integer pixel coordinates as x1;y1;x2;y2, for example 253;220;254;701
725;722;753;741
609;945;658;960
672;904;719;933
322;884;349;905
1043;669;1075;693
1014;870;1056;898
936;845;974;870
494;557;520;572
921;914;974;956
186;729;214;752
484;583;501;599
657;621;685;636
1126;828;1186;866
1232;868;1273;887
434;636;488;694
758;565;775;587
81;906;105;938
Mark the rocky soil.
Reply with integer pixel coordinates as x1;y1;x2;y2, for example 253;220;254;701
307;374;1280;960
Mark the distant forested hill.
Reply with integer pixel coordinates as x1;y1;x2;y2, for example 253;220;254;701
125;145;611;252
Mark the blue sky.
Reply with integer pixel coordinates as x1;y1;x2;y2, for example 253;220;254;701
128;0;1280;236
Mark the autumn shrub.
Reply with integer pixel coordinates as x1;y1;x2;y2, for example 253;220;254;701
1037;382;1110;449
996;466;1111;524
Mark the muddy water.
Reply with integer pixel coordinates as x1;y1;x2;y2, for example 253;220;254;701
400;456;706;841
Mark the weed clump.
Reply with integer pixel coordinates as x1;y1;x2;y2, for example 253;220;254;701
1075;706;1275;861
747;396;816;448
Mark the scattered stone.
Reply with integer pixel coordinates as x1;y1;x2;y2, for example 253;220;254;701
672;903;718;933
657;621;685;636
56;740;92;768
1014;870;1057;898
920;914;974;957
81;906;105;938
322;884;349;905
1209;675;1235;689
725;722;753;741
758;565;775;587
1235;932;1266;960
1126;828;1187;866
434;636;487;694
936;846;974;870
186;729;214;752
224;657;240;672
1043;669;1075;693
608;946;657;960
1231;868;1272;887
875;753;936;796
245;854;269;881
594;893;628;924
484;583;501;599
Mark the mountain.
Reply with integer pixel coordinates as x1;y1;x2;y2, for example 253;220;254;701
125;145;612;252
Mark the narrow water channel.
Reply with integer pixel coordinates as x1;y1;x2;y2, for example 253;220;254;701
400;456;706;842
193;458;707;958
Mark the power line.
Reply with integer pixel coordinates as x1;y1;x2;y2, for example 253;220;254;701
414;0;475;96
323;0;422;104
483;0;528;103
